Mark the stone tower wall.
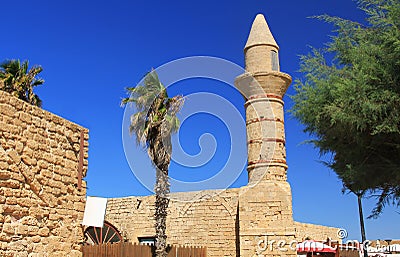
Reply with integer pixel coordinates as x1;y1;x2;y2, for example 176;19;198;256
245;45;280;72
233;14;297;257
0;90;89;257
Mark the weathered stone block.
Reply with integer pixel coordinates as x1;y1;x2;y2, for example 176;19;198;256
30;236;41;243
37;227;49;237
0;103;16;117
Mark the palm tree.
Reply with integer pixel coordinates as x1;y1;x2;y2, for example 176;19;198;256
0;59;44;107
122;70;183;257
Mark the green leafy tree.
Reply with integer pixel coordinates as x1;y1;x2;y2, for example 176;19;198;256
0;59;44;107
122;70;183;257
291;0;400;219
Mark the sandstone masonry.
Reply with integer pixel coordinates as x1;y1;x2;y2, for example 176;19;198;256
105;188;339;257
0;90;89;257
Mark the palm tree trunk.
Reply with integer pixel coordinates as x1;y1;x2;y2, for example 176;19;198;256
357;193;368;257
152;127;171;257
154;167;170;257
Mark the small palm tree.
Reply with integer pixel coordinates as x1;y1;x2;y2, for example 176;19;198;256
0;59;44;107
122;70;183;257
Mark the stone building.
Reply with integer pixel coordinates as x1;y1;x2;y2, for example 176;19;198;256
105;14;340;257
0;90;89;256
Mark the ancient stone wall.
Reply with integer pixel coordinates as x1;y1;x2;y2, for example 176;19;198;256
0;90;89;257
106;188;340;257
294;221;339;242
106;189;240;257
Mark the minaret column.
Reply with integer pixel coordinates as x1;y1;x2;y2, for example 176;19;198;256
236;14;296;257
235;14;292;185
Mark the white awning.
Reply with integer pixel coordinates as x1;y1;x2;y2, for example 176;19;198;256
82;196;108;228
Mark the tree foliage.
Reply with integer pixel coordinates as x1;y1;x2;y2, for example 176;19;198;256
121;70;183;257
0;59;44;107
291;0;400;217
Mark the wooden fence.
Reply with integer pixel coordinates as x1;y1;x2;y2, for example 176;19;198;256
82;242;207;257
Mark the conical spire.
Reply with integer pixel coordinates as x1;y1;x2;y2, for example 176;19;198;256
244;14;278;50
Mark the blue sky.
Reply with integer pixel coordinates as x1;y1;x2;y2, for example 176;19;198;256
1;0;398;241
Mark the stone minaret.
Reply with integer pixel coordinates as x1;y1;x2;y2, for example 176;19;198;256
235;13;292;185
236;14;296;257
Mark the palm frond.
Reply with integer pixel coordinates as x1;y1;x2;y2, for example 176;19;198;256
0;59;44;107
